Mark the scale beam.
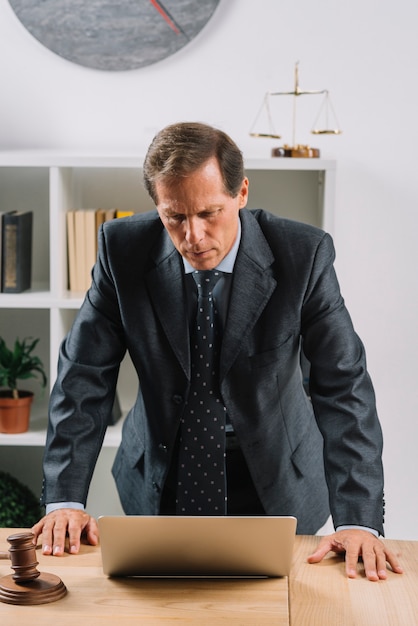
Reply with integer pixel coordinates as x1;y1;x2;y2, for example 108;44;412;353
249;62;342;157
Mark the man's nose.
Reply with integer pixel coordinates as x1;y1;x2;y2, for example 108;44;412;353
185;218;204;244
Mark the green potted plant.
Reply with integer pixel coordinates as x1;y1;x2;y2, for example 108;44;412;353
0;471;43;527
0;337;47;434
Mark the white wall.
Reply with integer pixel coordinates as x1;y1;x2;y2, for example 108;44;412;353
1;0;417;539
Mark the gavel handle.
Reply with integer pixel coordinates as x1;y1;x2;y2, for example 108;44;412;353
0;552;10;559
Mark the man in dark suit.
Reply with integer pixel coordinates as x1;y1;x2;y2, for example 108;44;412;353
32;122;402;580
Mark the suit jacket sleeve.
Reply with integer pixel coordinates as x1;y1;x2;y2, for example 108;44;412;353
300;232;384;533
41;223;128;506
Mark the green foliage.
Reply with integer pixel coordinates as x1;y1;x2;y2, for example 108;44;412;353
0;471;43;528
0;337;47;398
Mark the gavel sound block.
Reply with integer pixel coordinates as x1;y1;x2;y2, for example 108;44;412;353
0;532;67;605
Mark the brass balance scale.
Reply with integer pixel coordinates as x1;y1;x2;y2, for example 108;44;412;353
250;62;342;157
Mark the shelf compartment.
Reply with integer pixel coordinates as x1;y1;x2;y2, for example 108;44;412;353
0;167;50;292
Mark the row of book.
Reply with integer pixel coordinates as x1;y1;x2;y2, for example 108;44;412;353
67;208;134;292
0;211;33;293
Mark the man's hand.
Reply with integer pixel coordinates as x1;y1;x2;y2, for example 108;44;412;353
307;528;403;581
31;509;99;556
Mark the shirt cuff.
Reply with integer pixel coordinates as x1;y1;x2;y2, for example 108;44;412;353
46;502;85;515
336;525;379;537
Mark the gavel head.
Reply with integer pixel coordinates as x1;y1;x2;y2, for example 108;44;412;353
7;532;40;583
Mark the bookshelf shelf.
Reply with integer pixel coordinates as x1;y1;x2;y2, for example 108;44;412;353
0;287;51;308
0;414;124;448
0;151;336;514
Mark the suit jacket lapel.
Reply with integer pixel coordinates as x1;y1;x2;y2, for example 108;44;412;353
146;231;190;379
220;210;277;381
145;211;277;382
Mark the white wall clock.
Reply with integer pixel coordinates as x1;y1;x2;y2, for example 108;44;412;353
8;0;220;71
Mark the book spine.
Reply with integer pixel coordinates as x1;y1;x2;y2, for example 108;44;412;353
1;212;33;293
66;211;77;291
0;212;4;291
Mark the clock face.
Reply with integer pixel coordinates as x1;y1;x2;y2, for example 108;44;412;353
8;0;220;71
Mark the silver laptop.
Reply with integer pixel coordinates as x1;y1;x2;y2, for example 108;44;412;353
98;515;297;578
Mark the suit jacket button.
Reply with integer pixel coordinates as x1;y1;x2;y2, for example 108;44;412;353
172;394;183;405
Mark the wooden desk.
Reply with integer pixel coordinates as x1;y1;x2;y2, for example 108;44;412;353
290;536;418;626
1;529;417;625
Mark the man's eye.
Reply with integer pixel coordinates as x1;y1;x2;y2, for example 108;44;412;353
167;215;184;224
201;210;220;219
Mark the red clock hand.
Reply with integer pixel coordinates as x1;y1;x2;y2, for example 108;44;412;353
149;0;188;38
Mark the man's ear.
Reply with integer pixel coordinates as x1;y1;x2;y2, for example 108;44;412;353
238;177;249;208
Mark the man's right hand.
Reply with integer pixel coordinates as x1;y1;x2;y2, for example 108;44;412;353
31;509;99;556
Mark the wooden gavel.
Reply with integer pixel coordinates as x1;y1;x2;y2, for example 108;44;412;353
0;532;67;605
0;532;41;582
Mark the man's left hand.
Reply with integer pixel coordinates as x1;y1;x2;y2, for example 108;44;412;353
307;529;403;581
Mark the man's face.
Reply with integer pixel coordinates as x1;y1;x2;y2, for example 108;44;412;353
156;157;248;270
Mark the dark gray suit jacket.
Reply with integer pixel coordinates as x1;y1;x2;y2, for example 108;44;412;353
42;209;384;535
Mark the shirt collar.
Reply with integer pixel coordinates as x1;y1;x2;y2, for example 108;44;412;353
183;218;241;274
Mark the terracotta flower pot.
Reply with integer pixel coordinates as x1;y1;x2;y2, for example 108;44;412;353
0;391;34;434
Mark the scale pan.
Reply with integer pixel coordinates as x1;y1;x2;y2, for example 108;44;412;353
250;132;282;139
311;129;342;135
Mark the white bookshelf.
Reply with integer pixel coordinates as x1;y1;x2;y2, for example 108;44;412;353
0;152;336;514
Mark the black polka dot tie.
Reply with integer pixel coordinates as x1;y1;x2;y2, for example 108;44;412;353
176;270;227;515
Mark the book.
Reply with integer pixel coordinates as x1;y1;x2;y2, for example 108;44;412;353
66;210;77;291
1;211;33;293
74;210;87;292
66;208;123;292
83;209;97;290
95;209;107;234
105;209;117;221
0;212;5;291
116;210;134;218
96;208;117;231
